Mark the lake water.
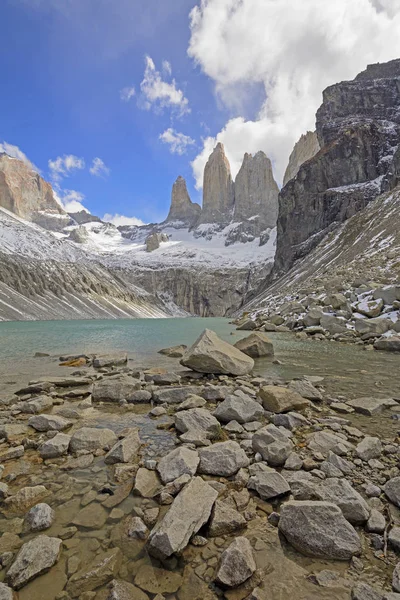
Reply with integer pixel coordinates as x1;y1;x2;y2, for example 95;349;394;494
0;317;399;404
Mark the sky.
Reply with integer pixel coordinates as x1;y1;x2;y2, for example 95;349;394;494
1;0;400;225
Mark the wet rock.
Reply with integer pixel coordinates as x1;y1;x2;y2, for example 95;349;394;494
39;433;71;459
104;429;141;465
385;477;400;507
233;333;274;358
4;486;49;515
356;436;382;461
175;408;220;438
28;414;72;432
66;548;121;597
258;386;309;413
69;427;118;453
214;393;264;424
216;537;256;588
24;503;55;532
198;441;249;476
134;468;162;498
105;579;150;600
6;535;62;590
347;397;396;416
278;500;361;559
134;564;182;594
17;395;53;414
103;481;133;509
72;503;108;529
147;477;218;559
157;447;199;484
126;517;148;540
92;377;141;402
315;478;370;524
180;329;254;376
93;354;128;368
248;469;290;500
127;390;152;403
352;582;383;600
158;344;188;358
208;499;247;536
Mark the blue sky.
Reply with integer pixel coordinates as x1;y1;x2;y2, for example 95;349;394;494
1;0;400;225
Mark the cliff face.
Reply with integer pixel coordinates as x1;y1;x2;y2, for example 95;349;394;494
275;59;400;274
165;176;201;226
234;151;279;229
282;131;320;187
199;143;235;224
0;153;70;231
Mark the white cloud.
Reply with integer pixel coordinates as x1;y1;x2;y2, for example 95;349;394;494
0;141;41;173
188;0;400;186
48;154;85;182
139;55;190;117
55;189;89;213
103;213;146;227
159;128;195;155
90;157;110;177
120;86;136;101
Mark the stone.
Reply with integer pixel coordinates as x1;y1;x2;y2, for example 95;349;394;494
315;478;370;524
355;317;391;336
248;470;290;500
252;425;293;466
394;563;400;593
278;501;361;560
0;583;16;600
153;386;201;405
176;395;206;410
92;377;141;402
233;332;274;358
352;582;383;600
145;232;168;252
104;429;141;465
157;447;199;484
284;453;303;471
327;451;354;474
216;537;256;588
134;468;162;498
69;427;118;453
127;390;152;403
166;176;201;226
147;477;218;559
134;565;182;594
158;344;188;358
66;548;121;597
200;142;234;224
92;354;128;368
307;431;353;455
4;486;49;515
208;500;247;536
356;436;382;461
258;385;309;413
288;379;323;401
283;130;320;186
214;393;264;424
103;481;133;509
303;307;324;327
39;433;71;459
375;337;400;352
16;395;53;414
180;329;254;376
6;535;62;590
356;298;384;318
366;509;386;533
175;408;220;438
198;441;249;476
72;503;108;529
384;477;400;507
346;397;396;416
105;579;149;600
126;517;148;540
24;503;55;532
320;315;347;335
237;319;258;331
373;285;400;305
28;414;72;432
0;446;24;462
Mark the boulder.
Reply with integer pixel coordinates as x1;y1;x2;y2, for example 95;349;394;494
278;501;361;559
374;337;400;352
208;500;247;536
66;548;121;597
307;431;353;455
352;582;383;600
104;579;149;600
384;477;400;507
157;447;200;484
216;537;256;588
346;397;396;416
17;395;53;414
236;319;258;331
159;344;188;358
373;285;400;305
252;425;293;466
174;408;220;438
258;386;309;413
356;436;382;461
198;441;249;476
180;329;254;376
355;298;384;318
0;583;16;600
69;427;118;453
39;433;71;459
104;429;141;465
147;477;218;559
234;333;274;358
93;354;128;368
133;468;162;498
320;315;347;335
248;470;290;500
315;478;370;524
28;414;72;432
214;393;264;424
92;377;142;402
354;318;391;336
24;503;55;532
394;562;400;593
288;379;322;401
6;535;62;589
4;486;49;515
153;386;202;405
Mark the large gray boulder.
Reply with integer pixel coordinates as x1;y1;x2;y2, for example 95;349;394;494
258;386;309;413
214;393;264;424
198;441;249;476
39;433;71;459
208;500;247;537
384;477;400;507
248;469;290;500
174;408;220;438
104;429;141;465
24;503;55;532
6;535;62;589
157;447;200;484
92;377;142;402
354;317;391;336
92;354;128;368
180;329;254;376
315;478;370;524
278;501;361;559
69;427;118;453
252;425;293;466
147;477;218;559
233;332;274;358
28;414;72;432
356;436;382;461
216;537;256;588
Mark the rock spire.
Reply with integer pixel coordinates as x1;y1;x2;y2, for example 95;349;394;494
166;176;201;226
200;142;234;224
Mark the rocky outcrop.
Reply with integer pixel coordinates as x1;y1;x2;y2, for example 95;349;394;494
166;176;201;226
145;232;168;252
282;131;320;186
0;153;70;231
275;59;400;274
200;143;234;224
234;151;279;229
